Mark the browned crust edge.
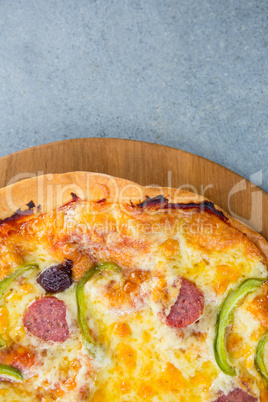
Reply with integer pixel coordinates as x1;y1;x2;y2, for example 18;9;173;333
0;171;267;263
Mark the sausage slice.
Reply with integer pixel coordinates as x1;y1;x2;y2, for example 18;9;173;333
213;388;257;401
23;297;69;342
166;278;204;328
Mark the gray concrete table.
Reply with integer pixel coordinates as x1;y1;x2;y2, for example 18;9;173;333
0;0;267;191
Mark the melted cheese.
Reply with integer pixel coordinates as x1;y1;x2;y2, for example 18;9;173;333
0;200;266;401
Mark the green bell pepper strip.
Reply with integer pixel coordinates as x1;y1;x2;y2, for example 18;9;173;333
0;336;6;349
0;263;39;300
214;278;266;376
76;262;121;353
0;263;39;380
255;333;268;381
0;263;39;350
0;363;23;381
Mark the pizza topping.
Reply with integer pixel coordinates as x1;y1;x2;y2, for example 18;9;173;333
166;278;204;328
248;282;268;328
214;278;266;376
0;338;5;349
0;345;37;382
213;388;257;401
0;364;23;381
36;260;73;293
99;270;149;313
255;333;268;381
0;345;36;374
23;297;69;342
76;262;121;354
0;263;39;300
111;322;132;337
0;264;39;353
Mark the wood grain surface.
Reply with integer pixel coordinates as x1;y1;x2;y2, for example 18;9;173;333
0;138;267;239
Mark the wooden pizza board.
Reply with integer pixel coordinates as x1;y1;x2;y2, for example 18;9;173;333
0;138;267;239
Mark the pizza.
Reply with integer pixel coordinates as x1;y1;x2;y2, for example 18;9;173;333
0;171;267;401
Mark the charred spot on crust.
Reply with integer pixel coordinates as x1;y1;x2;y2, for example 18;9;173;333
136;195;168;208
26;200;35;209
70;192;78;200
59;193;80;210
0;200;36;226
135;196;227;222
0;193;80;226
96;198;106;203
174;201;227;221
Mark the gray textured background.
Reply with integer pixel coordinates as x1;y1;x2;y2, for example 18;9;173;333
0;0;267;191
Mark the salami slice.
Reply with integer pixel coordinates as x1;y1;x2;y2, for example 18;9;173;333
213;388;257;401
166;278;204;328
23;297;69;342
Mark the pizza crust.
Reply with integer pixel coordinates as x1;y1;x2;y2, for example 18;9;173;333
0;171;267;263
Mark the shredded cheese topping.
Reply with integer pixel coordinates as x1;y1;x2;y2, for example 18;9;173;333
0;198;266;401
